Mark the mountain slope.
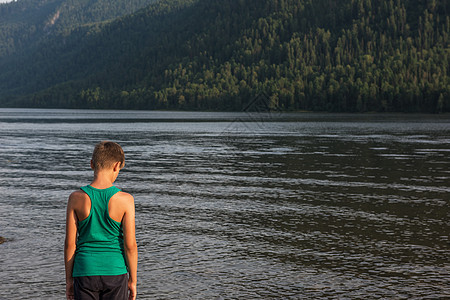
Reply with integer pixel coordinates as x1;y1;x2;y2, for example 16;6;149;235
0;0;449;112
0;0;156;57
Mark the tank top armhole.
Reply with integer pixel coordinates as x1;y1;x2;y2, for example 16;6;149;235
107;189;123;225
78;186;93;224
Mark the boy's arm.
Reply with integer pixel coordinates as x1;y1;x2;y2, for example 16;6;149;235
64;193;78;300
122;193;138;300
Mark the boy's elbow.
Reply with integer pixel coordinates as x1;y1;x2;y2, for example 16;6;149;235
64;238;76;251
124;240;137;253
64;238;77;261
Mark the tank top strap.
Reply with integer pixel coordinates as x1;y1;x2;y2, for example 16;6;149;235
80;185;121;210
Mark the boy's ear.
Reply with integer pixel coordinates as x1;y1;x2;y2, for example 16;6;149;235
90;160;95;170
113;161;122;172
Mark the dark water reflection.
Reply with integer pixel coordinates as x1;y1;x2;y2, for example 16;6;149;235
0;109;449;299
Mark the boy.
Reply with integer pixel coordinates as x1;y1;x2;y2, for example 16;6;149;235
65;141;137;300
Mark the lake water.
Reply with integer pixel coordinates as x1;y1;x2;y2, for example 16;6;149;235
0;109;449;299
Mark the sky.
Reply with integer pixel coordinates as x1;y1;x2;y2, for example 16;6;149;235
0;0;13;3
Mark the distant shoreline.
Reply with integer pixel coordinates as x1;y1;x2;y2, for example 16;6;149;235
0;106;448;115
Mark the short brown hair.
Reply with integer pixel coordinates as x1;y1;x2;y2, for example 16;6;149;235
91;141;125;170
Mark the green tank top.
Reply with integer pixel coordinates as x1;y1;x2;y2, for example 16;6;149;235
73;185;128;277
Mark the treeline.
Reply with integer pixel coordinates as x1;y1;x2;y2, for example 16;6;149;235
0;0;449;112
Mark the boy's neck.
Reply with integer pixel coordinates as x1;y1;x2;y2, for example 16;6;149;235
90;170;116;189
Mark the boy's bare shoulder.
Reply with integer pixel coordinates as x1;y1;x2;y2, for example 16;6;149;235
112;191;134;210
69;190;89;202
117;191;134;202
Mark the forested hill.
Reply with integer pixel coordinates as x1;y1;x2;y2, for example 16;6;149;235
0;0;156;57
0;0;448;112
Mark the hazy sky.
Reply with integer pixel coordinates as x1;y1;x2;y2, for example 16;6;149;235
0;0;13;3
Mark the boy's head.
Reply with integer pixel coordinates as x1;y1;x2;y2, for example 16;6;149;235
91;141;125;171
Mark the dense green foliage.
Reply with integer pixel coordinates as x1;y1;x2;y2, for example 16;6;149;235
0;0;449;112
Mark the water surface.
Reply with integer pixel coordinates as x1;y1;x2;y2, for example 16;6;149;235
0;109;449;299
